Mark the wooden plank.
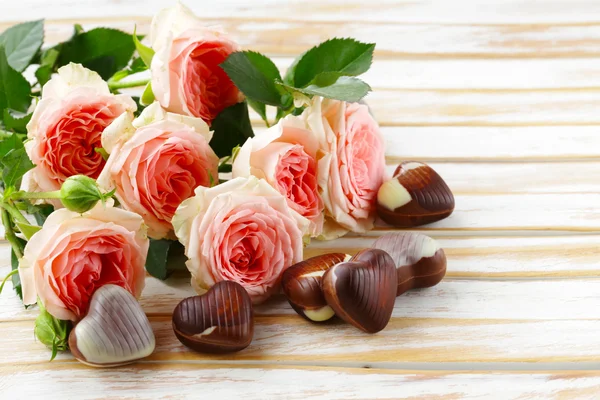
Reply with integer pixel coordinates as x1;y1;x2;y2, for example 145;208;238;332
9;18;600;58
2;233;600;281
4;277;600;322
4;314;600;365
4;0;600;24
271;58;600;90
381;127;600;162
3;233;600;283
365;89;600;126
3;364;600;399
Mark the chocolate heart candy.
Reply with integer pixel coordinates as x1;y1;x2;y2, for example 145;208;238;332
322;249;397;333
372;232;446;296
377;161;454;227
282;253;351;322
172;280;254;353
69;284;155;367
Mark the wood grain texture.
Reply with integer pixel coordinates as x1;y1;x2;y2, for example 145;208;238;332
1;0;600;396
4;276;600;322
8;18;600;59
4;0;600;24
3;364;600;400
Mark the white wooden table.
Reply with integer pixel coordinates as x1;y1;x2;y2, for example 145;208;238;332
2;1;600;398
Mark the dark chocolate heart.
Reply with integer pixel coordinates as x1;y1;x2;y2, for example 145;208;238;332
172;280;254;353
322;249;397;333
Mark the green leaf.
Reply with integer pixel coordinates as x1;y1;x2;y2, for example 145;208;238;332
2;147;34;188
26;202;54;225
3;109;31;133
247;99;268;125
57;28;137;80
0;132;23;159
292;38;375;88
0;20;44;72
221;51;284;107
34;65;52;87
133;26;154;68
210;102;254;158
279;76;371;103
10;236;26;300
145;239;187;280
140;82;155;106
0;46;32;115
145;239;173;280
283;50;305;86
15;221;41;240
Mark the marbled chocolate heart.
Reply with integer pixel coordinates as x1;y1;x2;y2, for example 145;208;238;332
372;232;447;296
377;161;454;227
69;284;155;367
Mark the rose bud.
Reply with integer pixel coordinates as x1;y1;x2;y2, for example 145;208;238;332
149;3;243;124
24;63;136;203
59;175;112;213
232;116;324;237
172;176;308;304
302;97;386;239
18;201;148;320
34;301;70;360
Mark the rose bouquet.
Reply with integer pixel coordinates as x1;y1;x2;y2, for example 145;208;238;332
0;2;454;364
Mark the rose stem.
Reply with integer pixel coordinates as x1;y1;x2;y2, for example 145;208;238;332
0;269;18;294
108;78;150;91
1;208;23;259
10;190;62;201
0;202;30;225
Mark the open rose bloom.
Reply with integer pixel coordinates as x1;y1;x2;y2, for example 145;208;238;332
97;102;218;240
303;97;386;239
150;3;243;124
173;176;308;304
25;63;136;194
18;201;149;321
232;116;324;237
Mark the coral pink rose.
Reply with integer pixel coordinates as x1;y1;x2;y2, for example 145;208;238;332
304;97;386;239
18;201;148;321
232;116;324;237
25;63;136;194
173;176;308;304
150;3;243;125
97;102;219;240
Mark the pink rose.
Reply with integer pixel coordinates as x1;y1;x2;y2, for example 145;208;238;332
25;63;136;194
172;176;308;304
232;116;324;237
304;97;386;239
150;3;243;125
97;102;219;240
18;201;148;321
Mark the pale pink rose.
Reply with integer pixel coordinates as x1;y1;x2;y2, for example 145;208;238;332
172;176;308;304
232;116;324;237
150;3;242;125
25;63;136;194
18;201;148;321
97;102;219;240
303;97;386;239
